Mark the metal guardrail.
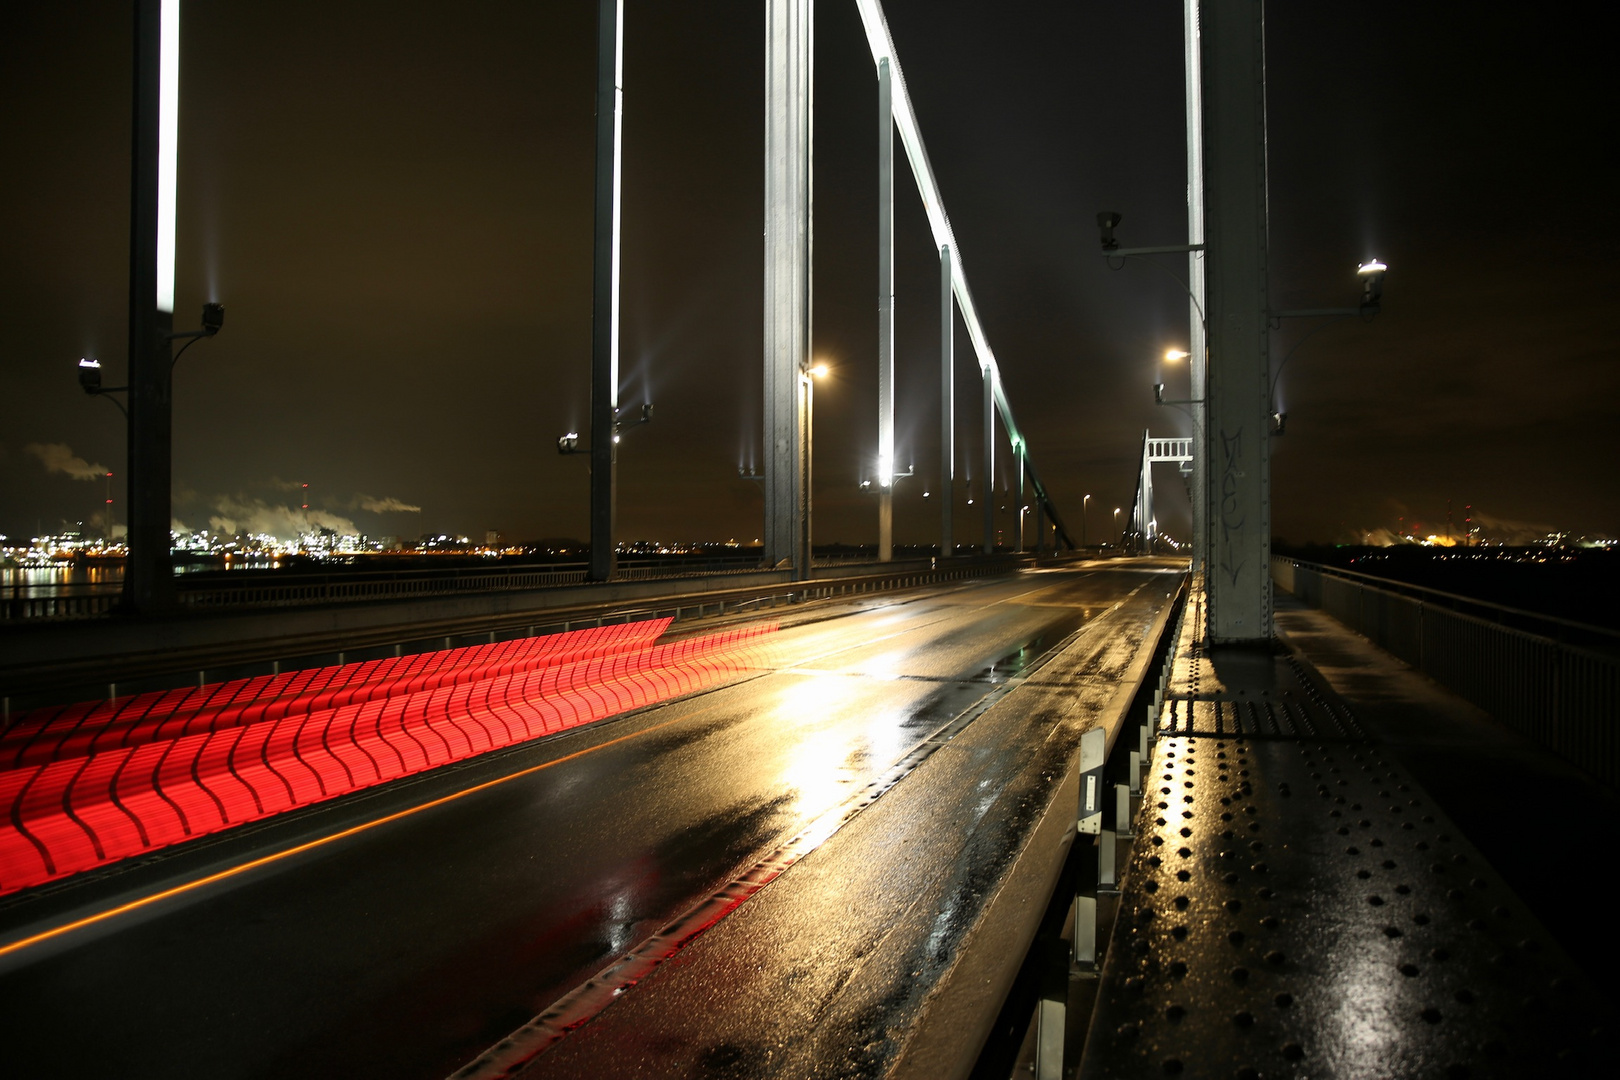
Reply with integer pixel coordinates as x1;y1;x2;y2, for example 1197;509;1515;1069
178;566;593;610
1;557;1028;719
0;556;817;621
1272;556;1620;786
0;551;968;622
0;594;122;620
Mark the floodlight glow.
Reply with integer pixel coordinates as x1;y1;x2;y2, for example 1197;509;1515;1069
809;362;829;378
878;453;893;487
1357;259;1387;275
1164;349;1189;361
156;0;181;314
79;358;101;371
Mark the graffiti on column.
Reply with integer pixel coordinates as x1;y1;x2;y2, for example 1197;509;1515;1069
1219;426;1246;586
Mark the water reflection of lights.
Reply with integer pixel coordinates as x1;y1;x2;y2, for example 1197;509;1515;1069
608;890;635;953
1322;937;1405;1074
781;727;855;824
776;674;863;822
859;605;908;626
852;650;908;680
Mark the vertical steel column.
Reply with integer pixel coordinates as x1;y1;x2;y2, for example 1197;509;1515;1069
939;244;953;558
1200;0;1271;641
876;57;894;562
588;0;624;583
1141;433;1155;552
1184;0;1208;580
125;0;176;615
981;366;994;553
1016;446;1026;552
763;0;812;574
799;366;813;579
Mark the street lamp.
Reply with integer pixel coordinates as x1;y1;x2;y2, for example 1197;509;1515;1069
799;360;828;577
1113;507;1121;546
1357;259;1387;314
1154;346;1204;408
76;301;224;422
1267;260;1391;432
557;402;652;455
1083;493;1091;548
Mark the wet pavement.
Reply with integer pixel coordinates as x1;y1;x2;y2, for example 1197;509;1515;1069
0;564;1177;1080
1078;586;1611;1079
1274;593;1620;982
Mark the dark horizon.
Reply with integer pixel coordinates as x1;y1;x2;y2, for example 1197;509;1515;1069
3;1;1615;549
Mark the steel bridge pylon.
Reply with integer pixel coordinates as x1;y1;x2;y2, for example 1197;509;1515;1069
1128;431;1193;555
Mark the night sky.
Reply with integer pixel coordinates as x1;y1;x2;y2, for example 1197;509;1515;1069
2;2;1615;549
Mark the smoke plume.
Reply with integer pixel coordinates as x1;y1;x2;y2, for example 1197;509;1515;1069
25;442;107;481
357;495;422;513
208;496;359;540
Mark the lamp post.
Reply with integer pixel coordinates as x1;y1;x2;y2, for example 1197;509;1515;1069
1113;507;1121;546
78;296;225;612
1083;493;1091;548
800;360;827;580
1266;259;1389;435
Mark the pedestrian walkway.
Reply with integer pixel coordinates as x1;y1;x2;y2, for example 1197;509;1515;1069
1274;592;1620;979
1079;588;1609;1078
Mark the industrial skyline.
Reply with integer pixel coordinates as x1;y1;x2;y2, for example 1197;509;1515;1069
3;1;1614;548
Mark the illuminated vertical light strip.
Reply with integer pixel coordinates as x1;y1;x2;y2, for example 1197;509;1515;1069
854;0;1060;530
939;244;952;555
587;0;622;582
608;0;623;420
876;58;894;490
156;0;180;314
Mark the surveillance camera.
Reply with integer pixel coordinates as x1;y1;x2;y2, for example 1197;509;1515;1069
201;302;225;336
1097;211;1122;252
77;358;102;393
556;433;581;455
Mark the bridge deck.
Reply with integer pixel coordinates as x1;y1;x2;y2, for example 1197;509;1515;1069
1078;590;1609;1078
0;564;1181;1079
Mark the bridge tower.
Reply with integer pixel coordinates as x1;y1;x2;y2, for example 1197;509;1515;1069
587;0;624;582
1199;0;1272;642
1182;0;1208;582
124;0;179;614
762;0;813;579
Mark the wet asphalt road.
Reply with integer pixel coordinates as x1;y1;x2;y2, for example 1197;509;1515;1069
0;566;1153;1079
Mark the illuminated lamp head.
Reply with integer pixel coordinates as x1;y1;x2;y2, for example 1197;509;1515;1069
1357;259;1387;313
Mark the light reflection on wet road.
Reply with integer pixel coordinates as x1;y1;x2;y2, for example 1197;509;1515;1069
0;566;1156;1079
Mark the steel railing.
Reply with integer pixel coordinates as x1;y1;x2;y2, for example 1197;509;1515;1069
0;556;795;621
1272;556;1620;786
0;552;966;622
